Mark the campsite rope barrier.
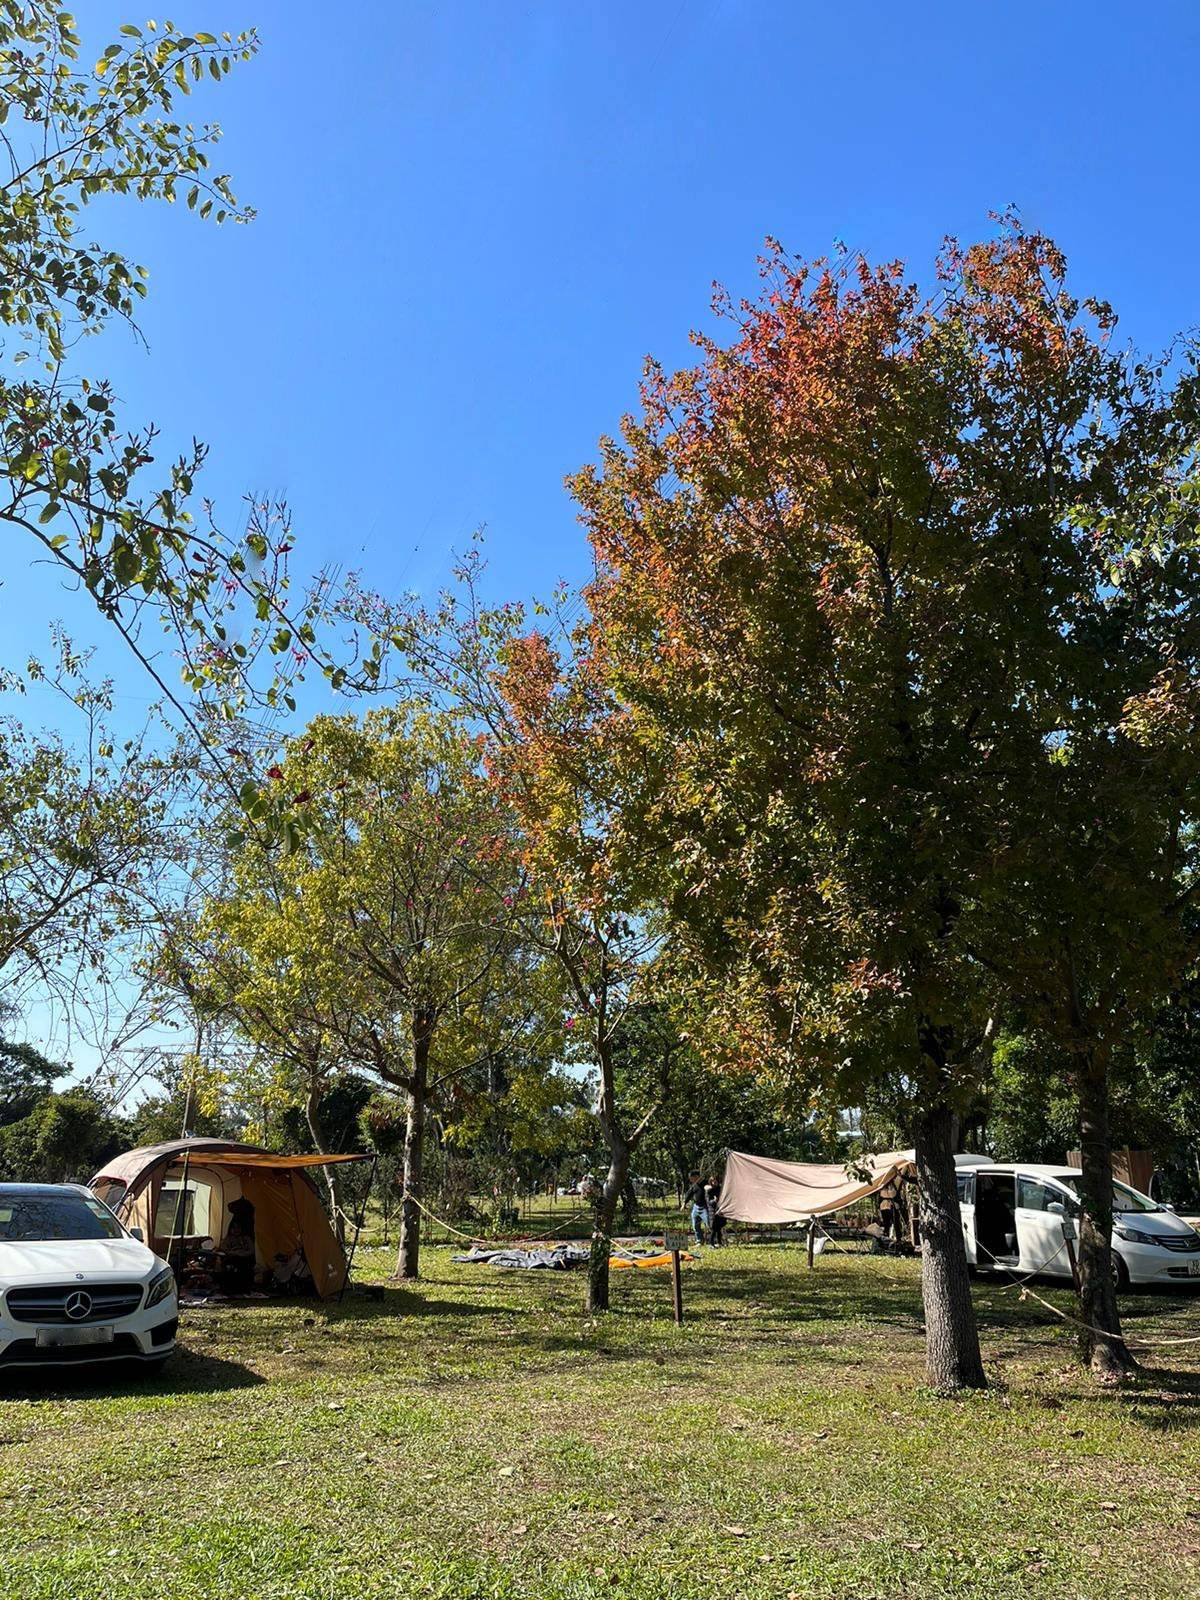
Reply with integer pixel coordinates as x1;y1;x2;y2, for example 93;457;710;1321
402;1193;484;1242
974;1235;1200;1352
399;1190;593;1245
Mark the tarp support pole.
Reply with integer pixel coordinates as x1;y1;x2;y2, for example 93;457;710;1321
807;1223;816;1269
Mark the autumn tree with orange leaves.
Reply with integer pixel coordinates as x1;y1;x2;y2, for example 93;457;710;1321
561;222;1200;1388
354;570;665;1314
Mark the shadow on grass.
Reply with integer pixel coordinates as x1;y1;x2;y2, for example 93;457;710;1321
0;1344;263;1401
334;1284;524;1322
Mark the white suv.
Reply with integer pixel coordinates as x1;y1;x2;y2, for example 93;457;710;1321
0;1183;177;1373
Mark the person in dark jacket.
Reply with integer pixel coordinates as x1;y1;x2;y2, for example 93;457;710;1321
684;1171;709;1243
707;1173;727;1246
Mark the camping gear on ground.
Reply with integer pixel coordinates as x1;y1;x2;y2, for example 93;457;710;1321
453;1243;590;1270
90;1139;370;1301
609;1247;698;1270
452;1237;700;1271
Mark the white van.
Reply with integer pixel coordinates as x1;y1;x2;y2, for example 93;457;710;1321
957;1162;1200;1288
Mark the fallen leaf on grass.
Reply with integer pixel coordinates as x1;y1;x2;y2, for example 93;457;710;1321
724;1525;749;1538
498;1466;515;1479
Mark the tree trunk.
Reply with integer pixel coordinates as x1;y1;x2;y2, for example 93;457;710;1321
620;1174;638;1232
304;1084;346;1248
587;1138;629;1314
395;1026;431;1281
914;1099;987;1391
1071;1047;1135;1380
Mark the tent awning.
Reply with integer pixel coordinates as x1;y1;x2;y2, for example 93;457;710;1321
165;1151;371;1170
718;1150;906;1223
717;1149;988;1224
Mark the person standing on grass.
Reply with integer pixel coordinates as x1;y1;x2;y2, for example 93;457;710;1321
684;1170;709;1243
707;1173;726;1246
877;1172;903;1249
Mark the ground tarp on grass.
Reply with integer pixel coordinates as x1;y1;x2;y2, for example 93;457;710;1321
452;1240;699;1271
452;1243;590;1270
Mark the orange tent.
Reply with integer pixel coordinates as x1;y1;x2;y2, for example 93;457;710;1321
90;1139;370;1300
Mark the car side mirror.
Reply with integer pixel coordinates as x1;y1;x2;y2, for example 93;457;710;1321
1047;1202;1065;1217
129;1226;144;1242
1165;1203;1178;1214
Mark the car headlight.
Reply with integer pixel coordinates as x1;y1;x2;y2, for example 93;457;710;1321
144;1266;176;1309
1114;1225;1160;1247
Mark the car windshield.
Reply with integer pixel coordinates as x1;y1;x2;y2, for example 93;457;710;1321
0;1195;124;1242
1050;1175;1162;1214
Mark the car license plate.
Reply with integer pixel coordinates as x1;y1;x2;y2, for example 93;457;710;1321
1189;1261;1200;1278
35;1324;115;1348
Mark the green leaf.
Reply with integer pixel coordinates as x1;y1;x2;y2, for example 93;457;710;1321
38;502;62;524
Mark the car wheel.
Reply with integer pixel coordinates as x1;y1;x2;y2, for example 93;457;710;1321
1112;1252;1131;1291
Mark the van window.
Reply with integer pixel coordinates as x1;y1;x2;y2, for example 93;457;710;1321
1050;1174;1156;1214
1112;1181;1161;1214
1017;1177;1077;1214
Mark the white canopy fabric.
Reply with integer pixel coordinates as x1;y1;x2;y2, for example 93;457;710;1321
717;1149;988;1224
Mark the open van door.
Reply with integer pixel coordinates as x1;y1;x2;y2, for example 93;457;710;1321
1014;1176;1075;1279
956;1169;977;1266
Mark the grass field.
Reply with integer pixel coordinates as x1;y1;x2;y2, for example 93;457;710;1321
3;1243;1200;1600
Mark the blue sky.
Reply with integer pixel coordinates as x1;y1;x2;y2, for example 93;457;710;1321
11;0;1200;693
7;1;1200;1073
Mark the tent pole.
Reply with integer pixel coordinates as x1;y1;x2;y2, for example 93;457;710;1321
338;1154;376;1304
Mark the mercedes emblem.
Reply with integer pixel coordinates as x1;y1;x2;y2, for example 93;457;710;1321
64;1290;92;1321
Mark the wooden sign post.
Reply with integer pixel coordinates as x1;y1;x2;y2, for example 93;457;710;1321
664;1230;688;1324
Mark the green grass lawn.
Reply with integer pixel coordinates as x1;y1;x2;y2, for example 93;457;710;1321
3;1245;1200;1600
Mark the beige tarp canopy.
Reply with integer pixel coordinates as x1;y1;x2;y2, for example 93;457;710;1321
89;1139;370;1300
717;1149;988;1224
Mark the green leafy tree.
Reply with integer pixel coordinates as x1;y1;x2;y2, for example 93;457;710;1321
0;8;373;821
190;706;546;1280
0;1030;57;1124
0;1086;127;1181
611;999;815;1188
0;671;183;1046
